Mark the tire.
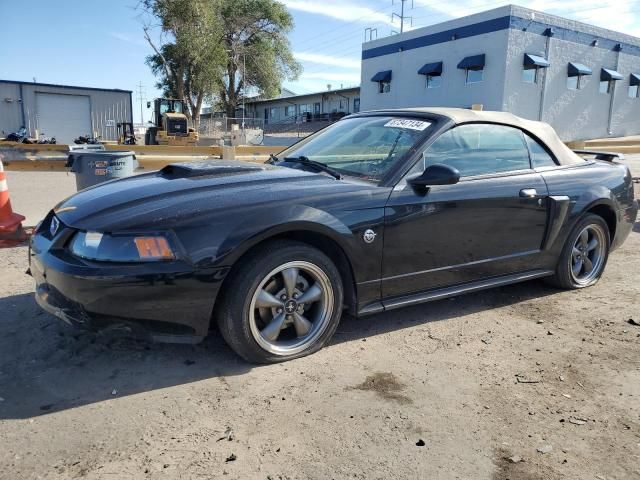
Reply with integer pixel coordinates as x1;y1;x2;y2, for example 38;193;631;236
546;213;610;289
216;240;344;363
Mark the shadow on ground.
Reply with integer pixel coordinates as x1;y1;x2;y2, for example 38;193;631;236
0;279;560;420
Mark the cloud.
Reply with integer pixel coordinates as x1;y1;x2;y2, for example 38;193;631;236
301;71;361;83
282;0;394;26
411;0;640;37
294;52;361;69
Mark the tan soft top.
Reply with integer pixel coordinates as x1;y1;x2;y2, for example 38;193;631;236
366;107;585;165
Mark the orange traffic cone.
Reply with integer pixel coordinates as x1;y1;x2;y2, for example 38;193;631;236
0;159;27;247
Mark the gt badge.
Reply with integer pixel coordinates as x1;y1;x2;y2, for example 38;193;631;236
363;229;377;244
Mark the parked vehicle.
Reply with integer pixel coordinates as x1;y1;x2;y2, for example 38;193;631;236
2;126;32;143
30;108;638;363
37;133;56;144
144;98;198;146
117;122;137;145
73;134;101;145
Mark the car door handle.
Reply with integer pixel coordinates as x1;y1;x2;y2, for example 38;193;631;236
519;188;538;198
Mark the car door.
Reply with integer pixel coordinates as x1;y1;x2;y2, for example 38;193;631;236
382;123;550;298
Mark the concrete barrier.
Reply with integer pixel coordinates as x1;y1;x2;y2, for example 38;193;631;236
0;142;286;171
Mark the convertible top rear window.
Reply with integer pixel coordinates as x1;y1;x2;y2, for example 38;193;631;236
278;116;432;181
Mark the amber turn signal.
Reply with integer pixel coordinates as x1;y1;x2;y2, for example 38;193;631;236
134;236;174;259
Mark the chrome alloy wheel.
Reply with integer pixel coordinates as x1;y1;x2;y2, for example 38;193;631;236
569;224;606;285
248;261;334;356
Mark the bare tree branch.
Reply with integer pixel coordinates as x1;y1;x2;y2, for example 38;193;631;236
143;26;173;81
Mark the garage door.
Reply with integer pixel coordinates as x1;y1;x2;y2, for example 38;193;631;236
36;93;91;144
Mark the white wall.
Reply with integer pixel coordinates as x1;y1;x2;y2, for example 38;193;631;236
359;4;640;141
361;30;509;112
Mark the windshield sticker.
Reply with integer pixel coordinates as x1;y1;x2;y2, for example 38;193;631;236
384;119;430;131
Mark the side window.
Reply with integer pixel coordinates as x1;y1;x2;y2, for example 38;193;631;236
424;124;531;177
524;133;557;168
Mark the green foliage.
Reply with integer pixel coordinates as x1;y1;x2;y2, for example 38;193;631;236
142;0;301;122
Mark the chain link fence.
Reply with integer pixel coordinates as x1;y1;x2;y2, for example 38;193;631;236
198;117;264;145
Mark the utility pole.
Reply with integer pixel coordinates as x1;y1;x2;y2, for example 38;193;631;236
242;52;246;127
392;0;413;34
136;81;145;124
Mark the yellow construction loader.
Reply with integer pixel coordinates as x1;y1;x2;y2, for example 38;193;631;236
144;98;198;146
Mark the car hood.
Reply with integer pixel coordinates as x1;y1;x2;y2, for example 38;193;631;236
53;160;379;231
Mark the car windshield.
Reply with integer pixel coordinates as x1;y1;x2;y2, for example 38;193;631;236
278;116;432;181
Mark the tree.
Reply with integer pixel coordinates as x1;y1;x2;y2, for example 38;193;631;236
142;0;301;124
142;0;223;127
216;0;301;119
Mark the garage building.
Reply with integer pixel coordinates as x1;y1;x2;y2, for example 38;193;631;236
0;80;133;144
360;5;640;141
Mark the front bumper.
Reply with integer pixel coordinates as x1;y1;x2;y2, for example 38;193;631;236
30;221;229;343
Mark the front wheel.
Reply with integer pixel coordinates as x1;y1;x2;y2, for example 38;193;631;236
216;241;344;363
546;214;610;289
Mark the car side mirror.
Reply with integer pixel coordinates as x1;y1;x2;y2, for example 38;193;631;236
408;163;460;188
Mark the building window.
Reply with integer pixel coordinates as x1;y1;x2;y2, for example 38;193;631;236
629;84;640;98
599;80;612;94
458;55;485;85
567;63;592;91
379;81;391;93
426;74;442;88
522;66;538;84
567;75;582;90
522;54;549;84
269;107;277;118
465;68;483;84
284;105;295;117
353;98;360;112
339;99;346;109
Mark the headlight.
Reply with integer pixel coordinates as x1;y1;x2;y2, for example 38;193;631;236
69;231;175;262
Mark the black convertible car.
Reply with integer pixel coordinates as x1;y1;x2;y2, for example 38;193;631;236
31;108;638;363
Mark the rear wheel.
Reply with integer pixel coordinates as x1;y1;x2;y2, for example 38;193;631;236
546;214;610;289
216;241;344;363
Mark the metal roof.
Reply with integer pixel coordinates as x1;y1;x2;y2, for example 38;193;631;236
0;79;132;94
245;86;359;105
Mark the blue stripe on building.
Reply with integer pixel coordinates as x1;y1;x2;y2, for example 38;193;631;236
362;15;640;60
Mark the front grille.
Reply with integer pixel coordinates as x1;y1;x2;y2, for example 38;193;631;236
167;118;188;136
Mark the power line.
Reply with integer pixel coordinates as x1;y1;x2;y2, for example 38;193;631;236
392;0;413;34
288;3;395;50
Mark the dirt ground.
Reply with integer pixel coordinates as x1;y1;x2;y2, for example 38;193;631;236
1;166;639;479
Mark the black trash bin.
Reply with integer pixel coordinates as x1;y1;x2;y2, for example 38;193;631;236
66;150;138;191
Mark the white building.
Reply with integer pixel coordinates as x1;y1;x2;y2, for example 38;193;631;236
360;5;640;141
244;87;360;124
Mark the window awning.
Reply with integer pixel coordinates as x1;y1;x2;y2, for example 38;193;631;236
523;53;550;68
568;62;592;77
418;61;443;75
631;73;640;86
601;68;623;81
371;70;392;82
457;54;485;70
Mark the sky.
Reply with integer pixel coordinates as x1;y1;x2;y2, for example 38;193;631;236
1;0;639;123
